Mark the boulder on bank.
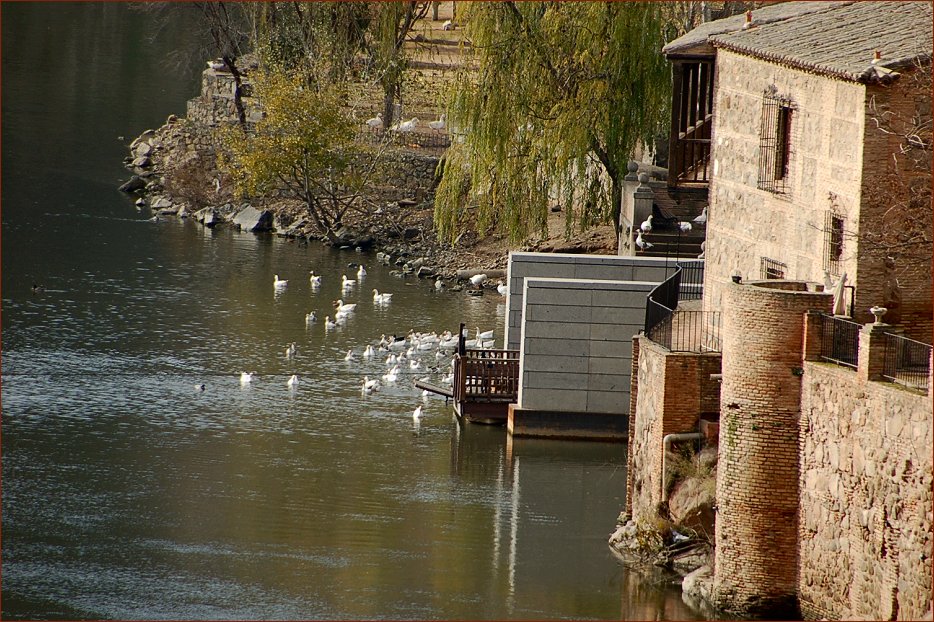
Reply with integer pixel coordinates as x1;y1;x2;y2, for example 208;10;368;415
193;206;220;228
119;176;147;193
232;205;273;232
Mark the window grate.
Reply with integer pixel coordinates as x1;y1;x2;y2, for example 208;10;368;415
823;211;844;275
760;257;787;280
758;87;795;194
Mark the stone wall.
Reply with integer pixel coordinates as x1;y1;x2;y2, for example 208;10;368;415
713;280;832;616
516;277;654;416
704;50;931;343
798;345;933;620
626;335;722;523
704;50;866;322
505;252;676;350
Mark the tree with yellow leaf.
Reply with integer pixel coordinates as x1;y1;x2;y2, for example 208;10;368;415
218;69;383;243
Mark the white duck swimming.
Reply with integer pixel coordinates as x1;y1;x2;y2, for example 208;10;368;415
372;289;393;304
273;274;288;290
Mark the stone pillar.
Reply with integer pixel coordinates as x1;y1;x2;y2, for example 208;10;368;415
857;322;895;382
802;310;824;361
714;280;832;617
618;162;641;256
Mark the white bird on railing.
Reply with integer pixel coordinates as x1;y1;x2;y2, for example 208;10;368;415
428;114;446;131
678;221;693;232
365;113;383;129
274;274;288;290
635;230;653;251
693;206;708;225
373;289;393;304
640;214;653;233
469;273;488;287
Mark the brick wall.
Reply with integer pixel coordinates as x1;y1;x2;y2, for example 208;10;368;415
854;74;933;342
627;335;722;524
713;280;832;616
798;361;932;620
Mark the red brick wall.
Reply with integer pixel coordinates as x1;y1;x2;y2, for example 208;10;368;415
714;280;832;616
855;72;933;343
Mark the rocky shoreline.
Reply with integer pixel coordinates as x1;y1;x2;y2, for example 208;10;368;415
119;114;512;289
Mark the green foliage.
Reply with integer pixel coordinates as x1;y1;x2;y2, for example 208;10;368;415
216;68;375;240
434;2;670;245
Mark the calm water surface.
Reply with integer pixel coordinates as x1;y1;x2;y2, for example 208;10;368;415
1;4;705;619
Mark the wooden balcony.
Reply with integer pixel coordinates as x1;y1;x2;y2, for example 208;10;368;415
452;348;519;424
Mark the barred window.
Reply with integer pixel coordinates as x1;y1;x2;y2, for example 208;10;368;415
760;257;787;280
823;211;845;275
758;88;795;194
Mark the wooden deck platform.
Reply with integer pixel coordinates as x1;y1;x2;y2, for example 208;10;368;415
414;379;453;399
452;348;519;424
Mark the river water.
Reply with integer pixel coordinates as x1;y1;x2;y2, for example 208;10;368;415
1;4;705;620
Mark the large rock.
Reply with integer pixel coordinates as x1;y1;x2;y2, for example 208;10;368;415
194;207;220;228
668;475;716;536
232;205;273;232
118;176;146;193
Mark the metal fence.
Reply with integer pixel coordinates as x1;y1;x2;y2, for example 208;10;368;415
649;309;722;353
882;332;931;392
818;313;860;369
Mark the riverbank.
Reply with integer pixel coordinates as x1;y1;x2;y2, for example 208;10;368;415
120;114;618;288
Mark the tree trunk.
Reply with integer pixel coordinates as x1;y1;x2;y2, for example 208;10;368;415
223;55;248;127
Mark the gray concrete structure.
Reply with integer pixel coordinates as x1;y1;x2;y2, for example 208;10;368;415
505;252;677;350
517;277;656;416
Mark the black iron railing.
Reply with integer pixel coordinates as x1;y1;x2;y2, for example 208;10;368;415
882;332;931;392
645;269;681;337
818;313;860;369
649;310;722;353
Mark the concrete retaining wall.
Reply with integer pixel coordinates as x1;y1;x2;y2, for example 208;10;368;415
505;252;676;350
516;277;654;417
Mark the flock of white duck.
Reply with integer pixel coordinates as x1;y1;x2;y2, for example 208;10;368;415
230;262;505;428
633;207;708;253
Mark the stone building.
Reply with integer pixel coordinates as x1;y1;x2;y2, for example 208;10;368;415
623;2;933;619
685;1;932;341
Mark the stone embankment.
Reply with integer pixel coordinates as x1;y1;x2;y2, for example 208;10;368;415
119;113;509;288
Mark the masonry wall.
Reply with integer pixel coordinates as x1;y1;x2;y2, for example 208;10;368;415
704;50;865;318
517;278;654;416
627;336;722;525
798;361;932;621
855;75;933;341
505;253;676;350
714;280;832;616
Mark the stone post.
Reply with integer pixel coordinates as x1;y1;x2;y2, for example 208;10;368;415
802;310;824;361
618;162;641;256
633;173;654;231
857;322;895;382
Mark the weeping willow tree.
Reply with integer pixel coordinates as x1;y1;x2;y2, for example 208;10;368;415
434;2;671;247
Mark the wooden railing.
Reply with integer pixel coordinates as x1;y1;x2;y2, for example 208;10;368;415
453;349;520;404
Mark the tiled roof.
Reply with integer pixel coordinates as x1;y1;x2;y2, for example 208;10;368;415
662;2;853;56
709;1;932;83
